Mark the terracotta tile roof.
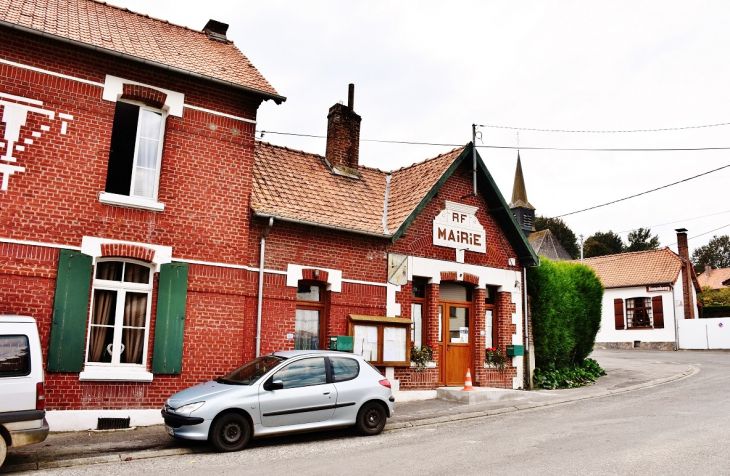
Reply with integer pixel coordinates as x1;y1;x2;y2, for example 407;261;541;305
697;267;730;290
252;142;465;236
0;0;281;99
578;248;683;289
528;229;572;261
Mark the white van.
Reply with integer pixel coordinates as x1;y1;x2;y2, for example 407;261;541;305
0;316;49;467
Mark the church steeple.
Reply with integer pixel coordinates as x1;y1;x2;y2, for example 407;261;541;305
509;152;536;236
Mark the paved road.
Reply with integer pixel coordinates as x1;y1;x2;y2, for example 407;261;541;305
16;350;730;475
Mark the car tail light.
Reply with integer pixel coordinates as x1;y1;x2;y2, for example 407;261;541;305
36;382;45;410
378;379;391;389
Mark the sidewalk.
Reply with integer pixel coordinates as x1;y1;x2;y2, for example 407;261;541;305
1;350;697;473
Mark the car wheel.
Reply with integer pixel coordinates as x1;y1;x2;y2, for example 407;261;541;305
209;413;251;452
0;435;6;468
356;401;387;436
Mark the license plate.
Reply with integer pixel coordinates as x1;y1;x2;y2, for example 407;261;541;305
165;425;174;436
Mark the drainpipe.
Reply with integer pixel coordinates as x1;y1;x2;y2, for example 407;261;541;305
523;267;529;351
471;126;477;196
671;284;679;351
256;217;274;357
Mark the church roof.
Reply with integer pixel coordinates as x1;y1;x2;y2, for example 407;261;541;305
509;152;534;210
528;229;573;261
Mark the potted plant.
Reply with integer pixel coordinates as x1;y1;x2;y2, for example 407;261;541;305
410;343;433;371
485;347;508;371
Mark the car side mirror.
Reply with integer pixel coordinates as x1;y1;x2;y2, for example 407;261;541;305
270;379;284;391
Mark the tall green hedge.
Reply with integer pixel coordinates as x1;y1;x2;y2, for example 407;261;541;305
527;258;604;368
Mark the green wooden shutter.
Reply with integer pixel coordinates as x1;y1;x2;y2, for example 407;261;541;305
152;262;189;374
47;249;93;372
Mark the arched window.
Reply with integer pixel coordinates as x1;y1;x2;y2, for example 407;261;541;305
85;259;153;367
295;282;326;350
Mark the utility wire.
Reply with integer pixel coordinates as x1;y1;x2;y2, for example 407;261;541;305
553;164;730;219
616;209;730;234
258;130;730;152
476;122;730;134
665;223;730;247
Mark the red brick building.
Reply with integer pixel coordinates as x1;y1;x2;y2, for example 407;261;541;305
0;0;537;430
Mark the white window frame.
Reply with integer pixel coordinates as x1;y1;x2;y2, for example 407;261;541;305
98;100;167;212
80;258;154;382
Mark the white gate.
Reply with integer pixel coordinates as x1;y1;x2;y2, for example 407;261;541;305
678;318;730;349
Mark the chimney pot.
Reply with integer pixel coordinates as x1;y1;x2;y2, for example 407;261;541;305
348;84;355;110
203;20;229;42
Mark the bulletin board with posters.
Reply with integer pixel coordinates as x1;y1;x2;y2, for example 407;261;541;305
347;315;412;367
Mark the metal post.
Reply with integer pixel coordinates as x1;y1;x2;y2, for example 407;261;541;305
256;217;274;357
472;124;477;196
580;234;584;264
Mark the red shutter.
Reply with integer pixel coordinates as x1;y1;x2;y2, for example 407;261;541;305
614;299;625;330
652;296;664;329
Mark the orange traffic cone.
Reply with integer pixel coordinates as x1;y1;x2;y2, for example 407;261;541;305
462;367;475;391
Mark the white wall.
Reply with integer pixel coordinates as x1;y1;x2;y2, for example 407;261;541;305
678;318;730;349
595;286;679;344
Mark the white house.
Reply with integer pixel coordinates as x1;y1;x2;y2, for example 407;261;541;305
582;230;700;350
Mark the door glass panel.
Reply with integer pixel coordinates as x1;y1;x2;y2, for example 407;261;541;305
485;309;493;348
274;357;327;389
449;307;469;343
295;309;320;350
411;303;422;348
297;284;320;301
438;306;443;342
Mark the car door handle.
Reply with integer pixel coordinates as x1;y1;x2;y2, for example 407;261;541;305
323;391;331;395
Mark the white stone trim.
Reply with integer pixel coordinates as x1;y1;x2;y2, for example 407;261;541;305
387;282;402;316
98;192;165;212
444;200;478;215
0;237;80;251
46;409;162;432
80;236;172;273
102;75;185;117
286;264;342;292
341;278;388;287
79;368;153;383
183;104;256;124
0;58;105;87
409;256;521;292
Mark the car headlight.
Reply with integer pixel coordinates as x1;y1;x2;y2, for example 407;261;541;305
174;402;205;414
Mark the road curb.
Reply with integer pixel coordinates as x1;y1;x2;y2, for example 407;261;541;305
382;363;699;432
1;364;699;473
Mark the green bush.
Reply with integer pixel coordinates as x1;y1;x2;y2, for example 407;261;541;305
527;257;604;368
533;358;606;389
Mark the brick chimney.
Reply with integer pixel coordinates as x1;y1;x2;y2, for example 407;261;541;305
676;228;696;319
705;265;712;277
325;84;361;179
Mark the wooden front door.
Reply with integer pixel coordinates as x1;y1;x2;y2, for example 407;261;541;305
442;303;472;386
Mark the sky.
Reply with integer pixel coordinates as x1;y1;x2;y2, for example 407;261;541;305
109;0;730;257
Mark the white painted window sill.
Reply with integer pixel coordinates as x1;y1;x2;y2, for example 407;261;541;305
79;368;154;382
98;192;165;212
410;362;436;369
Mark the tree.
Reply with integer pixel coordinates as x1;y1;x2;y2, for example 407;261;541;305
584;231;624;258
691;235;730;273
534;216;580;259
625;228;660;252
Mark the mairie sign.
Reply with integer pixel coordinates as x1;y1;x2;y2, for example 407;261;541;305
432;201;486;253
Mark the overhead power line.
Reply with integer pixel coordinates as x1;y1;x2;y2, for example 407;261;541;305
477;122;730;134
553;164;730;219
616;209;730;234
665;222;730;247
258;130;730;152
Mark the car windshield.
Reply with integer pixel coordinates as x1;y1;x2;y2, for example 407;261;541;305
217;355;285;385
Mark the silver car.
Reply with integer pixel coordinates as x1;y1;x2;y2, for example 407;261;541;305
161;350;395;452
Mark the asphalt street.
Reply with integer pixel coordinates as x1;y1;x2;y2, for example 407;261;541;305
11;350;730;475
